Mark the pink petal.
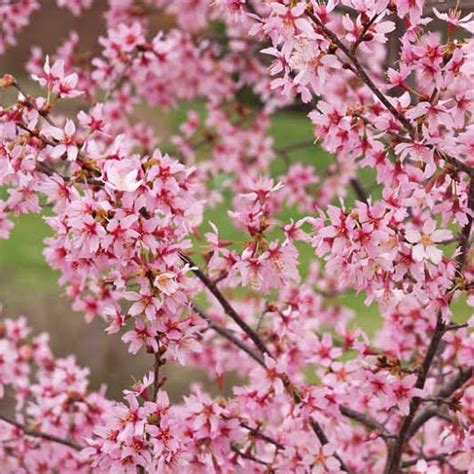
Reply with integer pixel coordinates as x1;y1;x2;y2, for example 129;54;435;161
64;119;76;135
67;146;78;161
426;245;442;264
412;244;425;262
405;229;421;243
50;144;66;159
431;229;453;242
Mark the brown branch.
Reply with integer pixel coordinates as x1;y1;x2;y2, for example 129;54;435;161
0;415;82;451
384;312;446;473
384;180;474;472
301;12;474;471
239;421;285;450
407;366;473;439
231;445;269;466
351;13;379;54
401;451;461;469
184;257;352;472
181;253;271;356
456;179;474;272
444;322;469;332
425;0;474;13
306;9;474;177
152;338;162;401
191;302;265;366
340;406;391;438
306;9;415;135
350;178;369;203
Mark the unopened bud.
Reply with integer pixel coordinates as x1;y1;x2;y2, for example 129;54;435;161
19;344;33;361
0;74;15;88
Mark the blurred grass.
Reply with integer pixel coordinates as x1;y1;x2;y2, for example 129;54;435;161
0;213;56;286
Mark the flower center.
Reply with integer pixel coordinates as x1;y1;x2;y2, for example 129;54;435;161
420;234;433;246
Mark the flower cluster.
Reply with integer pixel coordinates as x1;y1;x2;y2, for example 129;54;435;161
0;0;473;473
0;313;110;472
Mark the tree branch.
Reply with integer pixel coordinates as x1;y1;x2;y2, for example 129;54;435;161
0;415;82;451
302;12;474;470
306;9;474;177
340;406;391;438
152;339;162;401
239;421;285;450
401;451;461;469
181;253;271;356
384;312;446;473
231;444;269;466
384;179;474;472
184;256;353;472
407;366;473;439
350;178;369;203
351;13;379;54
306;9;415;134
455;179;474;272
191;302;265;366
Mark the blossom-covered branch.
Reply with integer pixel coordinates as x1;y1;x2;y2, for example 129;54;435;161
0;415;83;451
0;0;473;472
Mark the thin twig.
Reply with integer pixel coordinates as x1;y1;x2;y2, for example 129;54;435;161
350;178;369;203
351;14;380;54
239;421;285;450
384;312;446;473
455;179;474;271
407;366;473;439
301;10;474;471
401;451;461;468
231;445;269;466
385;180;474;472
153;338;162;401
184;256;352;473
181;253;271;356
306;9;474;177
306;9;415;134
191;302;265;366
444;323;468;332
340;406;390;437
0;415;82;451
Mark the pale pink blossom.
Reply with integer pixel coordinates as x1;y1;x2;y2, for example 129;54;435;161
405;220;453;264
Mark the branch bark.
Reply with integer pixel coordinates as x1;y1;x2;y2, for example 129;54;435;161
306;9;474;177
191;301;265;366
407;366;474;439
181;253;271;356
184;255;353;473
350;178;369;203
384;176;474;472
298;11;474;472
340;406;390;438
401;451;461;469
239;421;285;450
0;415;82;451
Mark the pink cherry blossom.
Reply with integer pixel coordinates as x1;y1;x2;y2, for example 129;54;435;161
122;319;158;355
104;159;142;192
405;220;453;264
47;119;80;161
0;1;473;473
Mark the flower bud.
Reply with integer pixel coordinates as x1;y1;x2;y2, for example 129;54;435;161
0;74;15;88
